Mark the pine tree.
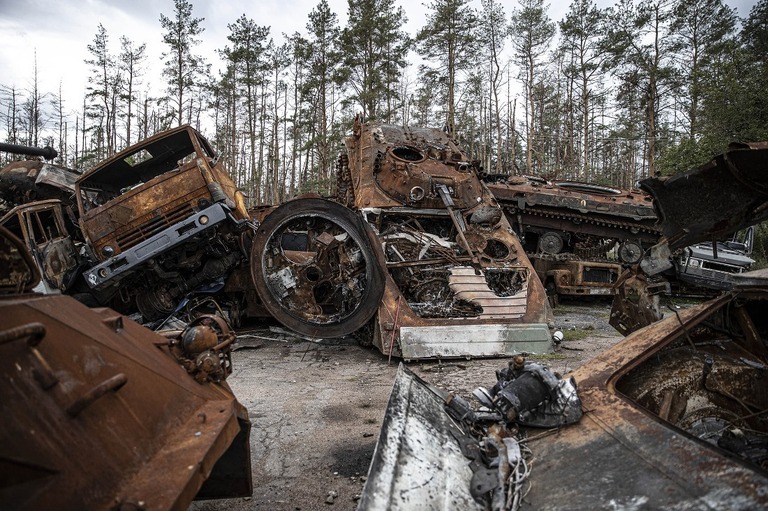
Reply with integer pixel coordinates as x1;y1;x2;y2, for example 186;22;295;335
510;0;556;175
417;0;479;136
338;0;410;121
303;0;343;192
559;0;609;180
603;0;678;179
84;23;117;158
159;0;207;127
118;36;147;147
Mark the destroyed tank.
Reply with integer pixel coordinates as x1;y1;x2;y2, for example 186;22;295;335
485;176;660;262
249;119;553;359
0;143;78;214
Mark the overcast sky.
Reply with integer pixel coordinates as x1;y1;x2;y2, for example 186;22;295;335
0;0;759;121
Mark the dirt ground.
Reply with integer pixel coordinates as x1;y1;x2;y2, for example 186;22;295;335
192;298;623;511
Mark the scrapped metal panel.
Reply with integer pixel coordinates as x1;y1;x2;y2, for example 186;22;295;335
399;323;551;359
640;142;768;251
359;364;484;511
522;294;768;509
0;290;251;509
365;295;768;510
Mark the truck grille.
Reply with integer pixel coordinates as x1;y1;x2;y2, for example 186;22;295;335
115;202;196;251
583;267;616;284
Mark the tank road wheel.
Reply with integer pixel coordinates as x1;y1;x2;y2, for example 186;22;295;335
619;240;644;265
538;232;564;254
250;198;384;338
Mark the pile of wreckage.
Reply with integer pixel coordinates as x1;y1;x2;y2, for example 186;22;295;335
2;122;768;509
361;141;768;510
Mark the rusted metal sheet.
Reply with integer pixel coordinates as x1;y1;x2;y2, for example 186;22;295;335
0;226;252;510
523;293;768;508
640;142;768;251
363;292;768;509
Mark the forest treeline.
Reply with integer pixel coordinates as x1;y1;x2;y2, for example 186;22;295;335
1;0;767;208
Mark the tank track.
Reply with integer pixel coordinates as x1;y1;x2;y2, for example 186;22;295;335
507;204;661;239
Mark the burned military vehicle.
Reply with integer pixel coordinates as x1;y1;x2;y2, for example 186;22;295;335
360;142;768;510
0;143;77;214
73;125;252;320
485;176;660;301
0;225;252;510
249;119;553;359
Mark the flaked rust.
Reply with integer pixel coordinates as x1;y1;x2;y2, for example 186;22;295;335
0;227;252;510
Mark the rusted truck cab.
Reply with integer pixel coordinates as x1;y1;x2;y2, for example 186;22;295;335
75;126;250;319
534;257;621;305
0;199;80;294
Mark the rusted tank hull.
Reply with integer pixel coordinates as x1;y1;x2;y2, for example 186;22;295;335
486;178;660;257
0;293;252;510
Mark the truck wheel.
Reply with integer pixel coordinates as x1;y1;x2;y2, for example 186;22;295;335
250;198;384;338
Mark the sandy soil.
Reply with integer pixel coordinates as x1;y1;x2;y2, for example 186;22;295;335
192;299;623;511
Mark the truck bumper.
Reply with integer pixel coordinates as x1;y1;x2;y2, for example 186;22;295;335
83;203;230;290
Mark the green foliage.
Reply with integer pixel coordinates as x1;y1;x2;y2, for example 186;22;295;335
159;0;209;127
417;0;479;133
751;222;768;269
338;0;410;121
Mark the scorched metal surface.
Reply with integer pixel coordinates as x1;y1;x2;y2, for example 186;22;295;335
0;226;252;510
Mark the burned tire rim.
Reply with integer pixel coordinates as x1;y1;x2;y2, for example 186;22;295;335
251;198;384;338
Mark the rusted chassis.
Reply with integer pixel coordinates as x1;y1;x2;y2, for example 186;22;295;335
0;227;252;510
486;178;659;250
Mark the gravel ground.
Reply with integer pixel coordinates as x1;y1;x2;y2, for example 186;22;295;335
192;299;623;511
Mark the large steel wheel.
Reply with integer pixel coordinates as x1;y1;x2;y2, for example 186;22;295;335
251;198;384;338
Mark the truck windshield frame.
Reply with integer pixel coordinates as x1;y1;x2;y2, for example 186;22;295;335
75;126;216;212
